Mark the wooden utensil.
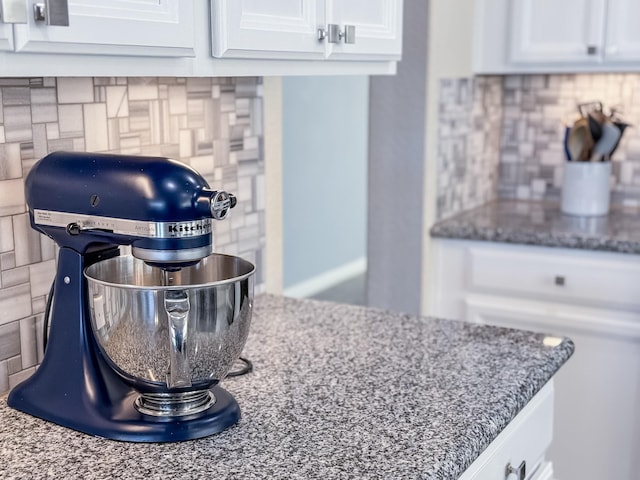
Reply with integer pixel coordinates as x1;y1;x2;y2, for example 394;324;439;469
568;118;594;161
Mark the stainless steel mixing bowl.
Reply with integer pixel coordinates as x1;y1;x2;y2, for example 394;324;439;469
84;253;254;406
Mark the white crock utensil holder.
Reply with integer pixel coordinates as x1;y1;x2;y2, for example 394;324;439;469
561;161;611;216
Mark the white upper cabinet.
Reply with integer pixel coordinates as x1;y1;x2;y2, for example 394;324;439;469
325;0;402;60
605;0;640;62
211;0;402;61
0;1;402;76
475;0;640;73
12;0;194;57
211;0;326;59
509;0;606;64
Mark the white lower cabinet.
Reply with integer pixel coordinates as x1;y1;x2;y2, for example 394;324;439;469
430;239;640;480
460;381;555;480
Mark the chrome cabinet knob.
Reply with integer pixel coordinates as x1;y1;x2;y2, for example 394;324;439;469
506;460;526;480
554;275;566;286
318;24;356;44
587;45;598;55
33;0;69;26
342;24;356;44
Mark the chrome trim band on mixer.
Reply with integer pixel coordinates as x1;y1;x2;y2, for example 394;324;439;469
131;245;212;265
33;209;212;239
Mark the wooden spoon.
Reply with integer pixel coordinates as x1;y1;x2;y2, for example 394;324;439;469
568;118;594;161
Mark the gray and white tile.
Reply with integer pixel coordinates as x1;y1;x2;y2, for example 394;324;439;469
0;76;264;395
437;73;640;216
57;78;94;104
0;321;20;360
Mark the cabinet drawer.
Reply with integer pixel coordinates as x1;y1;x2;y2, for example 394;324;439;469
460;382;554;480
467;244;640;309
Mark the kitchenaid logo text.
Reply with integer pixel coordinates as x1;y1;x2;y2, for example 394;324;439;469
166;220;212;237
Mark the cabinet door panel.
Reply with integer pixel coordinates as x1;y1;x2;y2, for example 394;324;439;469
0;23;12;51
211;0;326;59
465;295;640;480
326;0;402;60
605;0;640;62
509;0;606;64
13;1;194;57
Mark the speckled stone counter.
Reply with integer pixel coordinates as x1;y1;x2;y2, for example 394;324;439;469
431;199;640;254
0;295;573;480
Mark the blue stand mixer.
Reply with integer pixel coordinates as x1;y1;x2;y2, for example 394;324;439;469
7;152;255;442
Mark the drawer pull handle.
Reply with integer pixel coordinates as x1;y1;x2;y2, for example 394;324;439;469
506;460;526;480
554;275;565;286
318;24;356;44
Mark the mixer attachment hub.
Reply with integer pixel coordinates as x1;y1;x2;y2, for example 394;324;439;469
134;390;216;417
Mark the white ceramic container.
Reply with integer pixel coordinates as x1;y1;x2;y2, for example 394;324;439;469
561;161;612;216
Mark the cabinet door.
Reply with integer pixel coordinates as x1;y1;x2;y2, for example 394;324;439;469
465;295;640;480
509;0;606;64
605;0;640;62
0;23;12;51
325;0;402;60
211;0;326;59
12;1;194;57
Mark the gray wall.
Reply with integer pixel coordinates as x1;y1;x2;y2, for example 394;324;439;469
367;1;429;315
282;76;369;288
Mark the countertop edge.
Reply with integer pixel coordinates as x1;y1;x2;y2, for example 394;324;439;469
429;200;640;254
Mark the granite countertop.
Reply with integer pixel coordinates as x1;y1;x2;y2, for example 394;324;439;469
431;199;640;254
0;295;573;480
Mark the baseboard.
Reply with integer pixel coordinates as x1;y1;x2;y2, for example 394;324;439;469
284;257;367;298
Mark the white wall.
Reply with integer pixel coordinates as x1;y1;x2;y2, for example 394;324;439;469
281;76;369;292
422;0;476;315
263;77;283;294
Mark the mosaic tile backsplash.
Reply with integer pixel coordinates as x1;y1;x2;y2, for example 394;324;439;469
436;76;503;220
500;74;640;206
437;74;640;220
0;77;265;395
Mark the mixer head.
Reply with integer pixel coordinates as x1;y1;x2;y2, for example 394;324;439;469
24;152;236;268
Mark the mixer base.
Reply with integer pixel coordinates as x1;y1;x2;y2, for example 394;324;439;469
107;385;241;442
10;380;241;442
